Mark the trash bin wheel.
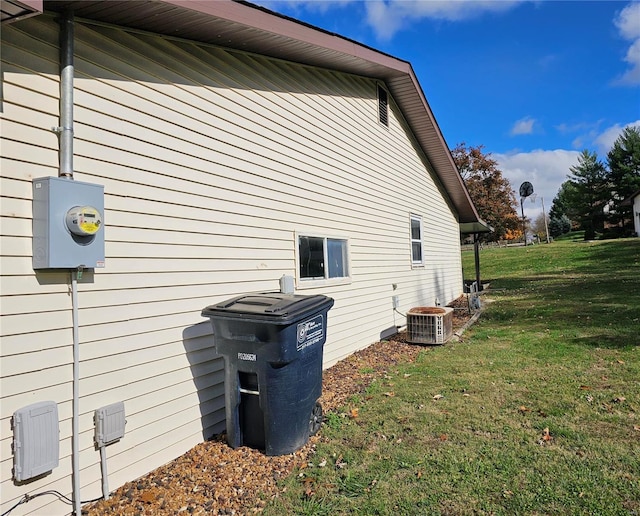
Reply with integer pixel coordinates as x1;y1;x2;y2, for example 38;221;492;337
309;402;323;436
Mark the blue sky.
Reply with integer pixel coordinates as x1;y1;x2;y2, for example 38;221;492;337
256;0;640;221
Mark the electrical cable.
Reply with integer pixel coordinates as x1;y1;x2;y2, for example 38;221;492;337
1;490;103;516
71;268;81;516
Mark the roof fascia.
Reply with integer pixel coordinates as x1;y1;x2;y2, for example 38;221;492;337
38;0;481;223
163;0;412;75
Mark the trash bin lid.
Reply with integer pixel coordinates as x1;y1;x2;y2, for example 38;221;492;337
202;293;334;324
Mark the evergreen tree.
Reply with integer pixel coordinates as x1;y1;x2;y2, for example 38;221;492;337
607;125;640;229
549;181;579;226
548;214;571;238
567;150;610;240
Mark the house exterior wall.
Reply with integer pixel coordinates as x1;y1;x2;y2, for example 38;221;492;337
633;195;640;237
1;15;463;514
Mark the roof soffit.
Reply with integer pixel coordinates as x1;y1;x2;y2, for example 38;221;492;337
42;0;480;223
1;0;42;23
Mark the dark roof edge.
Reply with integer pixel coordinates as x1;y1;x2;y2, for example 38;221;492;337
163;0;413;75
39;0;481;223
459;221;493;234
404;64;480;222
232;0;408;67
620;189;640;206
1;0;43;24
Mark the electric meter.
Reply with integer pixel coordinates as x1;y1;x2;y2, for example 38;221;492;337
33;177;105;269
66;205;103;236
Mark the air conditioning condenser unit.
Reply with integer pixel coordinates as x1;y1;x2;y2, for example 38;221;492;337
406;306;454;345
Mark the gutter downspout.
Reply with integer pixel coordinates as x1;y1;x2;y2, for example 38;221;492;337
59;9;82;516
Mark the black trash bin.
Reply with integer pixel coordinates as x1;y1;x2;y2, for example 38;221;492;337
202;293;334;455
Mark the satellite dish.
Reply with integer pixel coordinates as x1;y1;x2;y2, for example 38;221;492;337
519;181;534;198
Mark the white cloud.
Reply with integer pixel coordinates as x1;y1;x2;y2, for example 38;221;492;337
571;136;585;149
614;2;640;85
510;117;536;136
364;0;523;41
253;0;356;18
615;2;640;40
555;121;602;135
619;39;640;84
257;0;526;41
494;149;580;219
495;119;640;219
593;119;640;154
553;119;640;153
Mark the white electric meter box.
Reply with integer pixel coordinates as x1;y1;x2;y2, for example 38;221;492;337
32;176;105;269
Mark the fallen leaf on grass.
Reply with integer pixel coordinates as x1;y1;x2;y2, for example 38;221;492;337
335;455;347;469
633;425;640;432
518;406;530;413
439;434;448;441
383;392;395;397
433;394;444;401
579;385;591;390
349;408;359;419
612;396;626;403
302;477;316;499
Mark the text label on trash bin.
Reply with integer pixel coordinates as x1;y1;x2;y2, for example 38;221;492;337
296;315;325;352
237;352;257;361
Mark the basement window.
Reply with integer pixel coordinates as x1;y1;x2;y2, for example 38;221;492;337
297;233;350;287
378;84;389;127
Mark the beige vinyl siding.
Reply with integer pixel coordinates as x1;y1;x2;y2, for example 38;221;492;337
1;14;462;514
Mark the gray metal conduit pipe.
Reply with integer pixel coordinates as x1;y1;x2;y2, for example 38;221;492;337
58;9;82;516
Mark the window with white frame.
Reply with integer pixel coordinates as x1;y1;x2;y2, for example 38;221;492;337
298;234;350;284
410;214;423;265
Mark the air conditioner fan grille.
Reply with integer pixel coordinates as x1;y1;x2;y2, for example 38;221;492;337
406;306;453;345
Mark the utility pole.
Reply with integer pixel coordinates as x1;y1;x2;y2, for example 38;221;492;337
521;199;526;245
541;197;550;243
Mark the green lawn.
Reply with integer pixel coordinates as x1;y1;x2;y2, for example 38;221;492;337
263;237;640;515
